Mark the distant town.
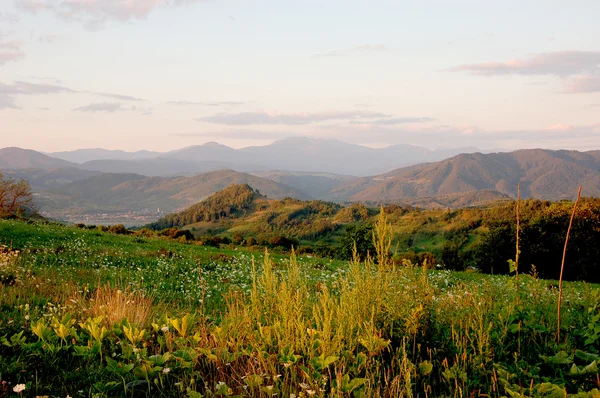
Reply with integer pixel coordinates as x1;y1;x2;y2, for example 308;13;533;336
41;209;165;227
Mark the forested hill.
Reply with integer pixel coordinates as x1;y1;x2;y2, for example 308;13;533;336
148;184;262;229
330;149;600;202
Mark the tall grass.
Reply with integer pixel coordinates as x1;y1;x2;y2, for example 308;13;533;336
1;214;600;397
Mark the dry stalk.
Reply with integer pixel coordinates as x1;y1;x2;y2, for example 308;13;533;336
557;186;582;342
515;183;520;280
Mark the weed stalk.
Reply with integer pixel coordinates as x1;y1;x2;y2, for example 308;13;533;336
557;186;582;342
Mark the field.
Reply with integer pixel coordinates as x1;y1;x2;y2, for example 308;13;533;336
1;218;600;397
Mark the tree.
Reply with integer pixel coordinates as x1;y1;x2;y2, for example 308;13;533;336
336;224;375;261
0;173;35;218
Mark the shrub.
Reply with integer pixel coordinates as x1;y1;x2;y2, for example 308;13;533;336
268;235;298;250
336;224;375;260
246;236;257;246
108;224;130;235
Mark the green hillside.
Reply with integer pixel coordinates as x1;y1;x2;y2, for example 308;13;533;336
332;149;600;202
148;184;349;241
148;184;262;229
2;217;600;397
38;169;311;218
144;184;600;283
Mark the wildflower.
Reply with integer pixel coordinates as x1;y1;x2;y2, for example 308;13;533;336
163;367;171;374
13;384;26;393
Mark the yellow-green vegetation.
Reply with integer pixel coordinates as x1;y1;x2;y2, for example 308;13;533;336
143;186;600;284
149;184;351;243
2;213;600;397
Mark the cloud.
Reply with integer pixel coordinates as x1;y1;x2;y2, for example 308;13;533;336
170;123;600;151
95;92;144;101
0;81;76;95
0;81;74;108
315;122;600;151
350;117;435;125
17;0;207;29
73;102;127;113
449;51;600;76
168;100;245;106
450;51;600;93
311;44;386;59
0;49;25;65
170;130;285;140
0;40;22;51
198;110;389;125
0;80;145;108
135;105;154;115
564;75;600;93
0;37;25;66
73;102;153;114
0;93;20;110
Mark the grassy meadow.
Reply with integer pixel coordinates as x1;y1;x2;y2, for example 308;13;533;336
1;217;600;397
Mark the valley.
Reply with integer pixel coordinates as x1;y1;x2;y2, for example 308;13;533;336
2;140;600;225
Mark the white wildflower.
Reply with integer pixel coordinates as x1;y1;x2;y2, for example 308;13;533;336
13;384;26;393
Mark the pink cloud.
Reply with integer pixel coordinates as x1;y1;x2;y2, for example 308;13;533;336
0;49;25;65
199;110;390;125
17;0;206;28
564;75;600;93
0;93;20;110
0;37;25;65
450;51;600;93
449;51;600;76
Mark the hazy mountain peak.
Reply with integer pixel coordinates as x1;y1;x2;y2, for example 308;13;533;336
0;147;77;169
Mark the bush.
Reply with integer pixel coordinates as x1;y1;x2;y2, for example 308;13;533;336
232;233;244;245
268;235;298;250
336;224;375;261
108;224;130;235
395;250;437;268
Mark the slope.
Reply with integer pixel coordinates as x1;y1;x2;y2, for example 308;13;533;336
0;147;78;169
39;169;312;217
333;149;600;202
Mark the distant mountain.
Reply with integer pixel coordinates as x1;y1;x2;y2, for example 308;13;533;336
238;138;476;176
8;138;483;177
331;149;600;202
0;168;100;191
39;169;312;217
47;148;161;163
250;170;355;199
369;190;511;209
162;142;241;162
78;158;267;176
0;147;78;169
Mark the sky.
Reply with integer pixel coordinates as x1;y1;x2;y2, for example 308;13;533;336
1;0;600;152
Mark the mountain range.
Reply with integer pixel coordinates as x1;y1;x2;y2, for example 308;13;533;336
36;169;311;216
24;137;482;177
2;139;599;223
330;149;600;202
